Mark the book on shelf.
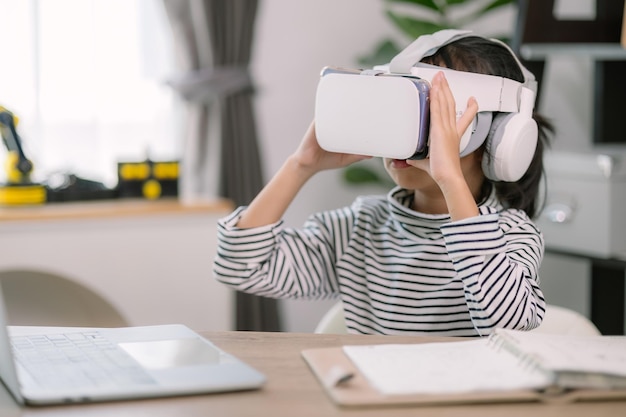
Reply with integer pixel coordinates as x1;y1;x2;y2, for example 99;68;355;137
302;328;626;406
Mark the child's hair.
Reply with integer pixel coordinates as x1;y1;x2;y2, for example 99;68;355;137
422;36;553;219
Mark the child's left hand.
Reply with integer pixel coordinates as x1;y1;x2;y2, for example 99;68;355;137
420;71;479;187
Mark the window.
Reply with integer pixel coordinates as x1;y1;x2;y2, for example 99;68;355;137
0;0;181;188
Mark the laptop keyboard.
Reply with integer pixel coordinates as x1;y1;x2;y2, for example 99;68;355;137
10;331;157;390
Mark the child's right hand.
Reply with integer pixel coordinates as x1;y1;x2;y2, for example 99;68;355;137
291;121;371;175
235;121;371;228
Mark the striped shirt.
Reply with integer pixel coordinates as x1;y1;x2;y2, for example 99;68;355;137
213;187;546;337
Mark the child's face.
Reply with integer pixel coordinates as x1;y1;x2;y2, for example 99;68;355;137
383;158;436;191
383;151;484;193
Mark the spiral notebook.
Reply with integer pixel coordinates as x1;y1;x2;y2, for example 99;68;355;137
302;328;626;406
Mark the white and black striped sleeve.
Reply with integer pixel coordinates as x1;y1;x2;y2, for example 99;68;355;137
212;206;349;299
440;206;546;335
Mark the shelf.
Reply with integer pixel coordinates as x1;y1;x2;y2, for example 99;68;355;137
520;43;626;61
0;197;234;222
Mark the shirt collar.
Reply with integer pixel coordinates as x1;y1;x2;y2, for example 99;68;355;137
386;186;502;231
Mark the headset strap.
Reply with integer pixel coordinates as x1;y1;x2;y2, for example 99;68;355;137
388;29;537;93
389;29;472;74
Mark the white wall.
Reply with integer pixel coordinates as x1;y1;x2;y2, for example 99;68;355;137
252;0;396;223
253;0;388;181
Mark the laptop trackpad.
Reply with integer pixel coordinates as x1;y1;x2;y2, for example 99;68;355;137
119;338;220;370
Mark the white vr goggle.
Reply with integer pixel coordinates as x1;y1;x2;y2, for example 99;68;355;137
314;29;539;182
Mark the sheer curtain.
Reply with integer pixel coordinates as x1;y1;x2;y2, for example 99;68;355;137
163;0;281;331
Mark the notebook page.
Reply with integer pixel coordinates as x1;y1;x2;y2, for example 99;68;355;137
494;329;626;376
343;339;551;396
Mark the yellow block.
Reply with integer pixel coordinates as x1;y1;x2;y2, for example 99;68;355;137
0;185;46;205
119;163;150;180
142;179;162;200
153;162;179;180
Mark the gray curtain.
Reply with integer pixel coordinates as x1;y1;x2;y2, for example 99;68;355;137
163;0;281;331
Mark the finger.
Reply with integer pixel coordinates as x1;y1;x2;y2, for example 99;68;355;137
430;72;456;127
429;73;450;129
342;154;373;168
456;97;479;134
437;73;457;125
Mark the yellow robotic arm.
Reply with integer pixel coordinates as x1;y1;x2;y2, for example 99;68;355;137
0;106;35;184
0;106;45;204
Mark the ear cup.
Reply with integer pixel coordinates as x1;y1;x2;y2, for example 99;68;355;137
482;112;538;182
459;112;493;157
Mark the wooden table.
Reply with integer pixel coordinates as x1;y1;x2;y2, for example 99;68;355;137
1;331;625;417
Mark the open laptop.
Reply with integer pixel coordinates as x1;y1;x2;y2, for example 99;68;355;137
0;282;265;405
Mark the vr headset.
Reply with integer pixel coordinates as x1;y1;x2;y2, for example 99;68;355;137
314;29;539;182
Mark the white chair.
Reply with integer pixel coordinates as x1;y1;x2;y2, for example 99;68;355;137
314;301;348;334
314;301;601;336
532;304;601;336
0;270;127;328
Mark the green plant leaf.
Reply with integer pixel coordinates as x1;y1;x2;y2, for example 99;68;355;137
385;0;443;13
357;39;401;67
443;0;471;6
386;11;448;39
343;166;385;185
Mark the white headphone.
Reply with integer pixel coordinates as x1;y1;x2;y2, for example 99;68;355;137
388;29;539;182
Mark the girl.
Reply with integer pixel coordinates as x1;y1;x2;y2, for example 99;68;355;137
213;32;552;337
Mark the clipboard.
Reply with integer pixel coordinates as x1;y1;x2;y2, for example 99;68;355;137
301;346;626;407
